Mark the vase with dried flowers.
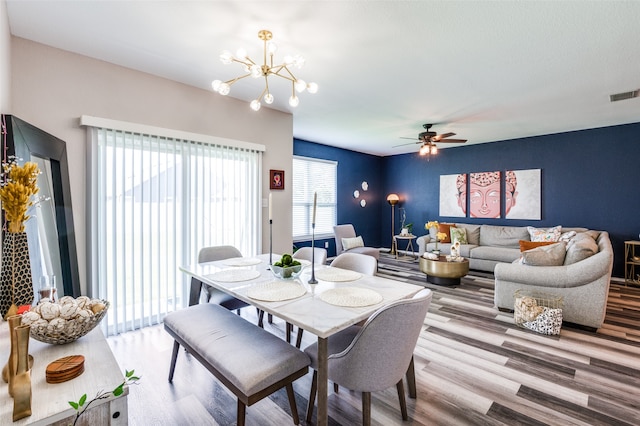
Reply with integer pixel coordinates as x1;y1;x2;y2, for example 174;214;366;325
0;156;41;319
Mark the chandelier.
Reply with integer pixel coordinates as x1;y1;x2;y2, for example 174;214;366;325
212;30;318;111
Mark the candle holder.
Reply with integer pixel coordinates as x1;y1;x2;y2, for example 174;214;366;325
269;219;273;267
308;223;318;284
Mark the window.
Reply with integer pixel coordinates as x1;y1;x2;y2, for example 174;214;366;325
85;118;263;335
292;156;337;240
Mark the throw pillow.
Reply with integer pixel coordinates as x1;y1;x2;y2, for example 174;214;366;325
527;225;562;242
438;223;453;243
521;241;567;266
564;234;598;265
450;227;468;244
342;236;364;251
518;240;556;252
559;230;577;242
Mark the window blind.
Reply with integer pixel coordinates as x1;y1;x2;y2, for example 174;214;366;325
292;156;337;240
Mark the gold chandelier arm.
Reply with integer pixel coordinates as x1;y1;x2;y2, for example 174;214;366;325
224;73;251;86
231;57;256;67
270;64;297;82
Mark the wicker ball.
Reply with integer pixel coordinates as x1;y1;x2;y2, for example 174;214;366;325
26;299;110;345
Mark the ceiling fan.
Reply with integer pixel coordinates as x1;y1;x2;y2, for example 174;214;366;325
394;124;467;156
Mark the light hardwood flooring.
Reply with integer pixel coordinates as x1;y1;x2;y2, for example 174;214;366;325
107;253;640;425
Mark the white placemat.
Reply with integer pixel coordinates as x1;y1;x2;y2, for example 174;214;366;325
247;281;307;302
319;287;383;307
315;268;362;282
222;257;262;267
208;269;261;283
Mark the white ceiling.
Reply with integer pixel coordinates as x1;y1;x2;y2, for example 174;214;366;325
6;0;640;156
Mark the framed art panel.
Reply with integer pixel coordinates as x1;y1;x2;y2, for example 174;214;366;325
439;173;466;217
505;169;541;220
469;171;501;218
270;169;284;190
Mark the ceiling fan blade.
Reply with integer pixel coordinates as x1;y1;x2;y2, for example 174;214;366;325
399;137;419;140
393;141;421;148
437;138;467;143
434;132;456;141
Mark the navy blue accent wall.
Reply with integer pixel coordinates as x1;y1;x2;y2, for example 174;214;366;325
383;122;640;277
294;139;386;257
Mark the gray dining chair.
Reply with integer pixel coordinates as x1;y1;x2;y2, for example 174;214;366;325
304;289;432;425
330;252;378;276
189;245;250;314
293;247;328;265
333;224;380;261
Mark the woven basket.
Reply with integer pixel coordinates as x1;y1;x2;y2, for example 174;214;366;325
29;300;109;345
514;290;563;335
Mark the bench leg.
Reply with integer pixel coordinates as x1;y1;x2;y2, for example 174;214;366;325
237;400;246;426
306;370;317;424
168;340;180;382
286;383;300;425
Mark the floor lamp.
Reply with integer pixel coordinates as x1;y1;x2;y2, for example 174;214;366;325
387;194;399;254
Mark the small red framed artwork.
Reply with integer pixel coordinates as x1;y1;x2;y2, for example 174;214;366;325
270;169;285;190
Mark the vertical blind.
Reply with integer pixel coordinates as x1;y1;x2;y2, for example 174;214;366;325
88;126;262;335
292;156;337;240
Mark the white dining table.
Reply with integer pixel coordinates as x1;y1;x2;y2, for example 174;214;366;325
179;253;424;426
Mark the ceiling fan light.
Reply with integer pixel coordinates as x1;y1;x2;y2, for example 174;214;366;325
264;93;274;104
419;145;429;156
250;100;261;111
430;145;438;155
294;79;307;93
307;82;318;94
219;50;233;64
289;95;299;107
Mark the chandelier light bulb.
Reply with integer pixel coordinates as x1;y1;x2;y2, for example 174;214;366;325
267;42;277;54
264;93;274;104
218;82;230;96
283;55;294;65
236;48;247;59
220;50;233;64
250;64;262;78
293;55;305;69
212;80;222;92
307;82;318;94
289;95;300;107
294;79;307;93
250;100;261;111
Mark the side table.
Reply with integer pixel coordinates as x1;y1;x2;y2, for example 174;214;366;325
393;235;417;259
0;325;128;425
624;241;640;285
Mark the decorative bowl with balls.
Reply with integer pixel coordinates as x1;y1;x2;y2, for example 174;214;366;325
271;254;303;279
21;296;109;345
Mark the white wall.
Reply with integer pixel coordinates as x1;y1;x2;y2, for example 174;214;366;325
0;0;10;111
11;37;294;294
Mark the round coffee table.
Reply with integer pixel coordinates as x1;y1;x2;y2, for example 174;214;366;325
419;256;469;285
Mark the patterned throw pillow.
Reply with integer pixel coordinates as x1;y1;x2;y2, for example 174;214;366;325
342;236;364;251
450;227;468;244
527;225;562;242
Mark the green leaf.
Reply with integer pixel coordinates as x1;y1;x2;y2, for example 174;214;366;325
78;394;87;407
125;369;134;378
69;401;79;410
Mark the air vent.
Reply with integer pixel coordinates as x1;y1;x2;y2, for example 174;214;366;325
609;90;639;102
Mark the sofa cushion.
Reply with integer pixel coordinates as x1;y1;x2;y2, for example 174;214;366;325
527;225;562;242
342;236;364;251
469;245;522;263
438;223;453;243
521;241;567;266
455;223;481;245
450;227;468;244
479;225;529;248
519;240;556;252
564;233;598;265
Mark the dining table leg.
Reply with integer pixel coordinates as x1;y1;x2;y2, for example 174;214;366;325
317;336;328;426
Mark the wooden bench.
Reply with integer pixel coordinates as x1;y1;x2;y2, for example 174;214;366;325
164;303;310;425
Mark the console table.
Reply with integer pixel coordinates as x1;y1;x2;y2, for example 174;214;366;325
624;240;640;286
0;324;128;425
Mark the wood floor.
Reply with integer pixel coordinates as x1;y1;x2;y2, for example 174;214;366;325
106;253;640;425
